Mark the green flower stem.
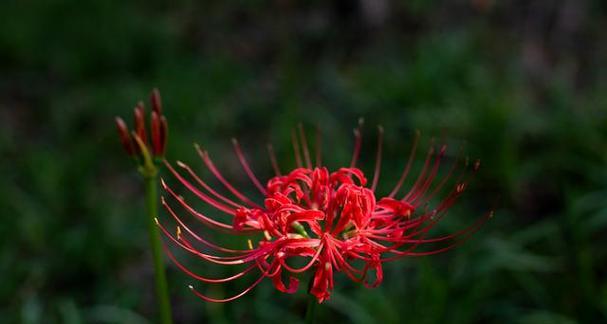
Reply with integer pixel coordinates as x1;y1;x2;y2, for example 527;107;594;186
144;174;173;324
305;295;317;324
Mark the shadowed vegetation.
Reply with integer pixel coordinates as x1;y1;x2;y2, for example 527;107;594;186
1;1;606;323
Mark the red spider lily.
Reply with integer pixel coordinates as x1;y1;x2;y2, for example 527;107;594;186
157;122;492;303
115;88;168;163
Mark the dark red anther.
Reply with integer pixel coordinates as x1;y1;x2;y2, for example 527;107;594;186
151;88;162;114
151;111;162;157
134;102;147;144
115;117;135;156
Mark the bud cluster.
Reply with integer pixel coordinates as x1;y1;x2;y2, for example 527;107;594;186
115;88;168;172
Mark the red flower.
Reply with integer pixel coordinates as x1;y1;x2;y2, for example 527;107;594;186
157;122;491;303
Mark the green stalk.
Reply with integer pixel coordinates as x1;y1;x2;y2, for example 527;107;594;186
305;295;317;324
144;174;173;324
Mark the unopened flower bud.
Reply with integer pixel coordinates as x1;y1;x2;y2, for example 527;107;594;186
151;111;162;157
134;102;147;144
115;117;135;156
151;88;162;114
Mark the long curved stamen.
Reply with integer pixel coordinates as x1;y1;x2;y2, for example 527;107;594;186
291;129;303;168
175;161;243;209
415;146;463;207
367;217;440;261
298;124;313;169
256;258;284;278
315;125;322;167
162;197;250;253
371;126;384;192
156;219;255;264
403;211;493;256
162;165;236;216
267;144;282;176
349;119;364;168
188;274;266;303
232;139;267;195
327;238;364;276
164;246;257;283
365;208;468;243
398;213;490;244
388;130;420;198
402;142;435;202
400;188;470;240
279;242;324;273
161;193;236;231
408;145;446;204
411;158;478;210
366;204;450;246
195;144;262;209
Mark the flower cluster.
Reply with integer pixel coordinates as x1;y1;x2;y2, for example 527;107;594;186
157;123;490;303
115;88;168;173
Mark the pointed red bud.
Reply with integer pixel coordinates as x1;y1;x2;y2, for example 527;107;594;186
134;102;147;144
151;111;162;157
115;117;135;156
151;88;162;114
160;116;168;156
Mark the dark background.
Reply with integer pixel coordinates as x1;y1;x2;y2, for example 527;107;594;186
1;1;607;323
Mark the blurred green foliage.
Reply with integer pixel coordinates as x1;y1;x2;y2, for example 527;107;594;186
1;0;607;323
